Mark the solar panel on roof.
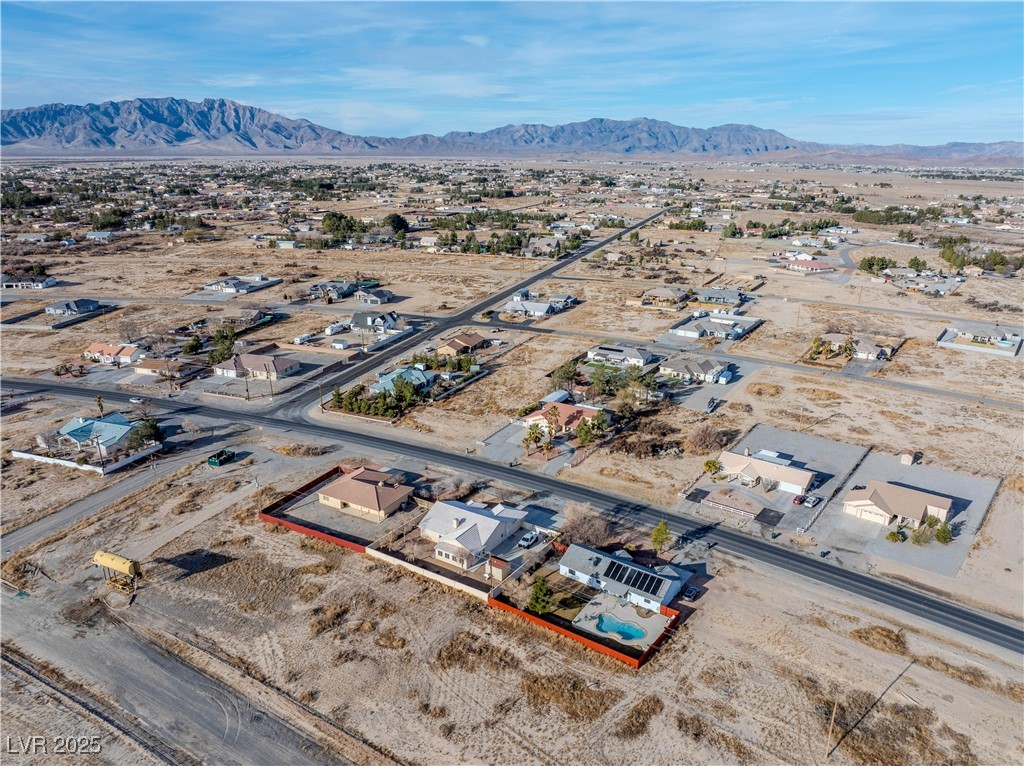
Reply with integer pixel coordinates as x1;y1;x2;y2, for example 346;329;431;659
602;558;668;597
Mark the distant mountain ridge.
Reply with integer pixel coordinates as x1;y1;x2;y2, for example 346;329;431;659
2;97;1020;166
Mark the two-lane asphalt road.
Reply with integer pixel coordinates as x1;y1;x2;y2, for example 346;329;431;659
4;377;1022;655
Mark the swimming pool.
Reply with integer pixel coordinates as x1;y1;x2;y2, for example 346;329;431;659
595;613;647;642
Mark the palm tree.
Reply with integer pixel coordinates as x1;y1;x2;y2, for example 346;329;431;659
95;396;105;418
522;422;544;455
703;459;721;475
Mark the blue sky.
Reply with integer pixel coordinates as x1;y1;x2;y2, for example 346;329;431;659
2;1;1021;144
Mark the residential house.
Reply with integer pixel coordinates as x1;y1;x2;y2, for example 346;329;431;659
45;298;100;316
354;287;394;305
214;353;300;380
437;332;487;358
349;311;399;332
558;544;689;611
274;240;304;249
523;401;607;435
670;313;762;340
86;231;116;242
715;448;815;495
693;288;743;309
1;274;57;289
936;323;1023;357
819;334;893;361
842;481;952;527
203;274;282;294
134;358;203;379
308;281;356;300
317;467;413;521
641;286;689;306
56;413;139;458
586;344;657;368
369;367;437;395
786;261;836;275
501;299;560;317
16;233;48;243
549;294;578;309
418;499;527;570
82;343;143;365
658;355;727;383
962;265;985;277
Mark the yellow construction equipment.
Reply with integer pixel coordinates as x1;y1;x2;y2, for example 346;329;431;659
92;550;143;594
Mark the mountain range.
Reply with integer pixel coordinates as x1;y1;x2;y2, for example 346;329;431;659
2;97;1020;166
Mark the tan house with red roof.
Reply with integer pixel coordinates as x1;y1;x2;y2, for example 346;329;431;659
523;401;607;435
437;332;487;358
842;481;952;527
317;467;414;521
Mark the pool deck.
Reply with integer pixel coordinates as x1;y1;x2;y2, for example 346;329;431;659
571;592;669;651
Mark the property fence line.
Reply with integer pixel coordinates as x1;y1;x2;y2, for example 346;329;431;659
364;547;490;600
10;443;161;475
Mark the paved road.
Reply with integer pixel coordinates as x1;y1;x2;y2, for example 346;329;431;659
1;587;344;766
5;378;1022;655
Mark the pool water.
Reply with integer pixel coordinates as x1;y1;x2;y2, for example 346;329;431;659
595;613;647;641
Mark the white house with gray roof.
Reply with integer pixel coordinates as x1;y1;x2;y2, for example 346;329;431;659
558;544;690;611
418;500;527;570
586;344;657;368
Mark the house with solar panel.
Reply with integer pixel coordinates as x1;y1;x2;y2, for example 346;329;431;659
558;544;690;611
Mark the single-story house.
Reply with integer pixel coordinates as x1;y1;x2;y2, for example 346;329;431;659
354;288;394;305
274;240;304;249
658;355;727;383
558;543;690;611
670;313;762;340
842;480;952;527
962;265;985;277
203;274;282;294
715;449;815;495
317;467;413;521
694;288;743;307
56;413;139;457
308;281;356;300
586;344;656;368
437;332;487;357
82;343;143;365
501;299;561;317
523;401;607;435
15;233;49;243
641;286;689;306
134;358;203;379
86;231;116;242
418;499;527;570
820;334;893;361
214;353;300;380
786;261;836;275
1;274;57;289
369;366;437;395
45;298;100;316
349;311;399;331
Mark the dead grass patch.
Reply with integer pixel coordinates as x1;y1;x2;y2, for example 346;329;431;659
374;627;408;650
675;710;753;763
519;671;622;722
309;604;350;637
272;443;335;457
746;382;783;397
850;625;908;655
795;386;844;402
434;631;522;673
296;582;326;603
614;695;664;739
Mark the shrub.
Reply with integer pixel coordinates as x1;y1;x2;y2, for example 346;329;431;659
909;526;931;546
886;530;903;543
935;522;953;544
685;424;729;455
924;515;939;529
528;577;553;614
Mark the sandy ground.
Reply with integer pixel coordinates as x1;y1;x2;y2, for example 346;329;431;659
0;398;129;534
32;502;1024;766
401;332;589;441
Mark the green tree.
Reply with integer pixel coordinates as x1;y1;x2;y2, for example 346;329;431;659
331;385;342;408
522;422;544;455
576;419;595;447
886;530;903;543
703;459;721;475
650;521;672;554
722;222;741;238
924;515;939;529
908;256;927;271
551;359;578;390
382;213;410;234
590;411;609;436
529;577;553;614
95;396;105;418
182;335;203;355
935;522;953;544
126;418;164;450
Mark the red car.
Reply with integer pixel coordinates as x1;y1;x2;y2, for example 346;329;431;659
792;495;806;505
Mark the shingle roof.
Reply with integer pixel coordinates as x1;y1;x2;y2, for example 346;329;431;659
318;467;413;512
419;500;526;555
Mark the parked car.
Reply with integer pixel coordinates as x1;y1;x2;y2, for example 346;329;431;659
129;397;145;404
517;530;539;549
682;586;701;602
804;496;822;508
852;484;866;490
792;495;806;505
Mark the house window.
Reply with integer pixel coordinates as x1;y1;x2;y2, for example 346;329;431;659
567;569;577;576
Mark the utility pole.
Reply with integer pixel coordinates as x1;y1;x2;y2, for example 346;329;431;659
824;695;839;760
317;381;325;412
